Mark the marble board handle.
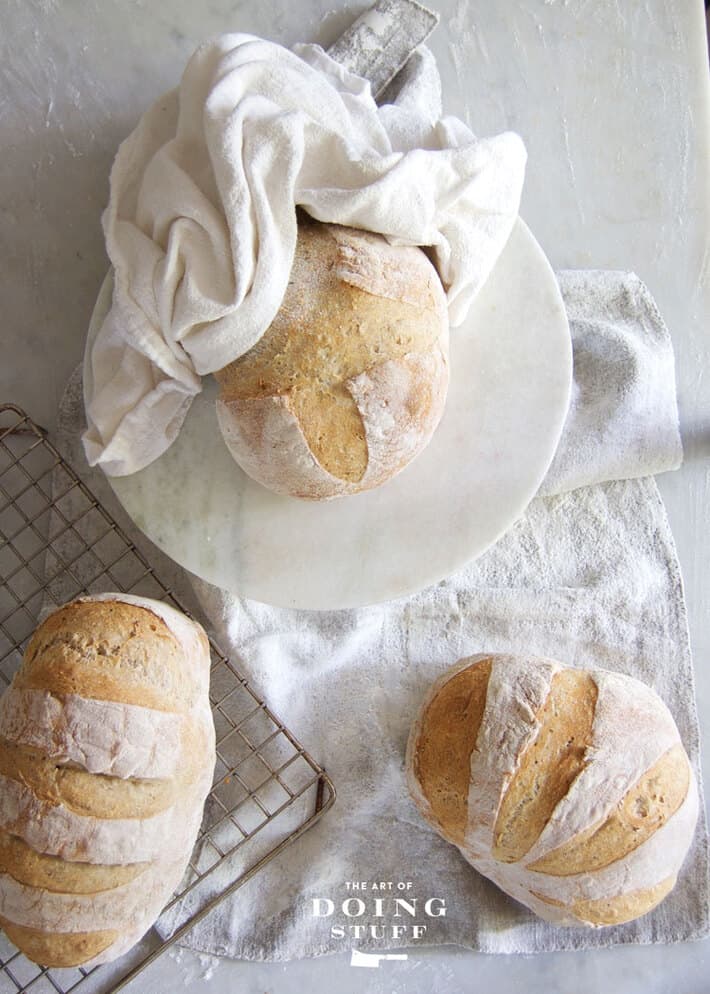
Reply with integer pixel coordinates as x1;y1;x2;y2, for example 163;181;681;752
327;0;439;98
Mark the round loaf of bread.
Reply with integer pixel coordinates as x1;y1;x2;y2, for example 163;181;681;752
214;217;449;500
406;653;698;927
0;594;216;967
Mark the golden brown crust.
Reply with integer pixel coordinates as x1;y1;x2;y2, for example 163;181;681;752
572;875;677;926
215;217;448;491
412;658;492;845
0;917;118;968
0;829;147;894
18;600;191;712
0;740;177;820
532;876;677;926
288;382;368;484
493;669;598;863
0;597;216;966
529;744;690;876
407;654;696;930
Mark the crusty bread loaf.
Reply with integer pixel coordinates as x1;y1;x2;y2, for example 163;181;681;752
214;216;449;500
406;653;698;927
0;594;216;967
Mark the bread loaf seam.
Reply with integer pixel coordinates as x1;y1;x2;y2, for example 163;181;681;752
0;686;184;779
0;858;186;933
0;739;178;820
465;656;560;858
521;669;682;865
528;743;690;875
0;829;148;893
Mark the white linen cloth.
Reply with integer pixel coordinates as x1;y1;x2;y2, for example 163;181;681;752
540;270;684;495
82;36;526;477
57;269;708;958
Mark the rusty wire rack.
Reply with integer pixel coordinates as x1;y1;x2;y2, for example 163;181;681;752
0;403;336;994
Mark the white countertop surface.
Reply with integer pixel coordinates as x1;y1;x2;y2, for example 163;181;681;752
2;1;709;991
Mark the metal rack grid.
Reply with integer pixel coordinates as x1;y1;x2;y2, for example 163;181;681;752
0;403;336;994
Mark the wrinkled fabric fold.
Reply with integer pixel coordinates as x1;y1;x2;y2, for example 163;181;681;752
542;270;682;495
82;37;526;477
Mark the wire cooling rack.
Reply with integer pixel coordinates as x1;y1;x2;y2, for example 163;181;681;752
0;403;336;994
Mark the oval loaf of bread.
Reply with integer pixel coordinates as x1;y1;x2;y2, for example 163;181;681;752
214;217;450;500
0;594;216;967
406;653;698;927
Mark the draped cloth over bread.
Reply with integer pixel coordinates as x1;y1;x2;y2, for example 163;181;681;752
81;35;526;477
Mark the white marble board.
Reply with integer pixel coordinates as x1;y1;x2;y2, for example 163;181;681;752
87;220;572;610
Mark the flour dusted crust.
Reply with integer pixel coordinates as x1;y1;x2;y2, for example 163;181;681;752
216;350;448;499
0;594;216;967
214;218;449;500
0;687;183;779
406;654;698;927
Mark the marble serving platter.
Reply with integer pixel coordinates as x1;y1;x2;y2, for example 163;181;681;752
85;219;572;610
